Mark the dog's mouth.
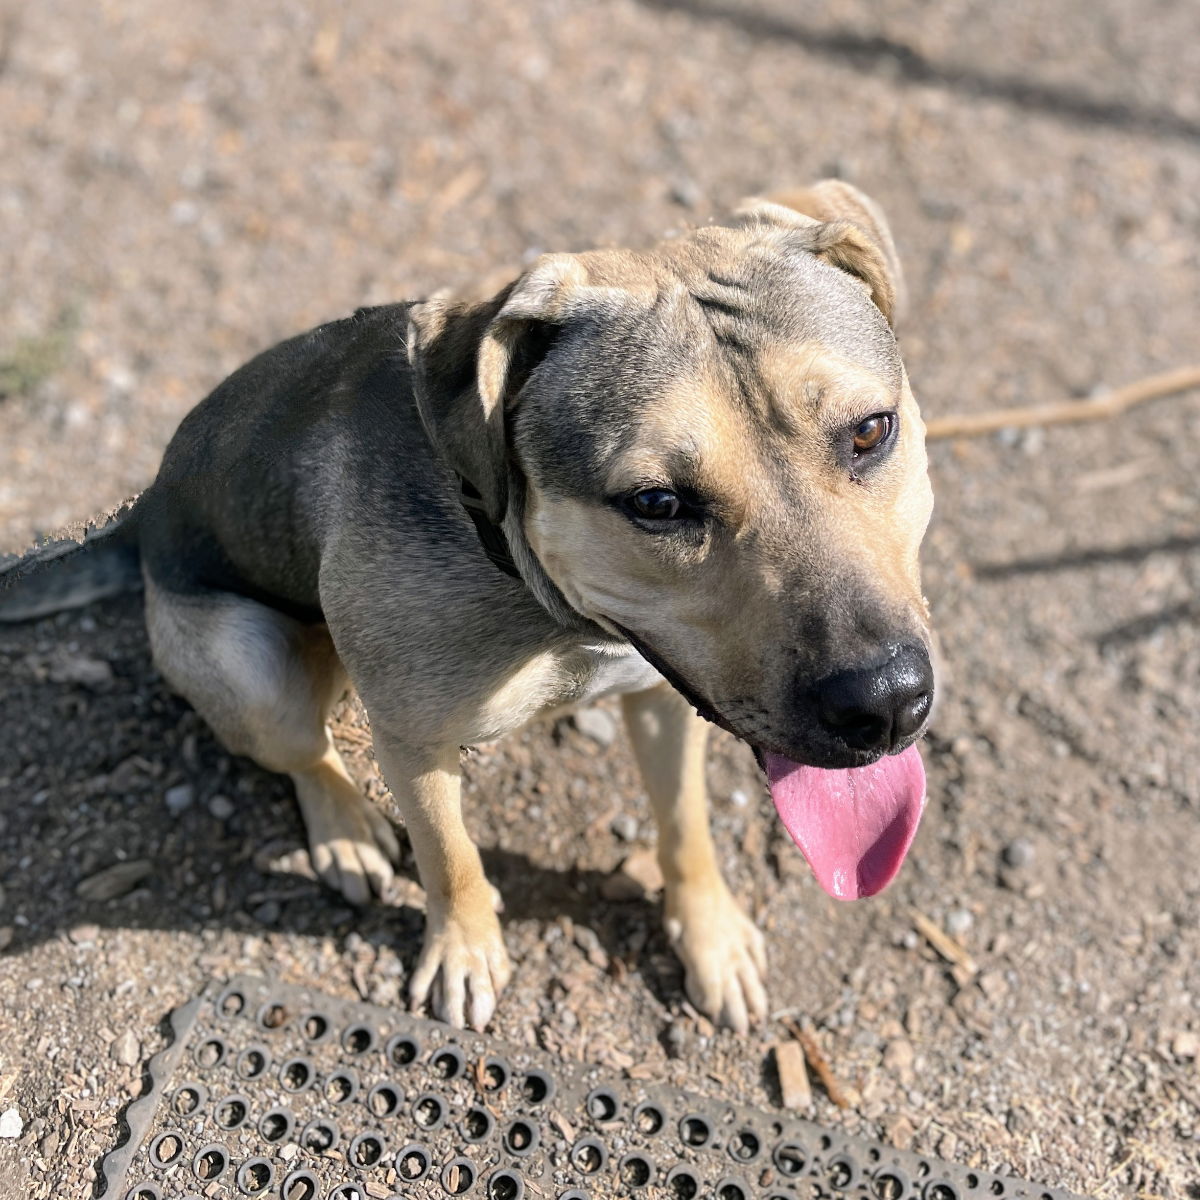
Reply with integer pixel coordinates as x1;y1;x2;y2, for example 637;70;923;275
611;622;926;902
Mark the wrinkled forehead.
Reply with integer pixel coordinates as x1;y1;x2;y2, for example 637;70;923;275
671;238;903;392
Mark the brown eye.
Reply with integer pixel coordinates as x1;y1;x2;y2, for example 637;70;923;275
852;414;893;455
629;488;682;520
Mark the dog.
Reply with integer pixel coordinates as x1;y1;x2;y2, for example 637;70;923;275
0;180;935;1033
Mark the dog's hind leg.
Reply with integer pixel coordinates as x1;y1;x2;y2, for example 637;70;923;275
622;683;768;1033
143;576;400;905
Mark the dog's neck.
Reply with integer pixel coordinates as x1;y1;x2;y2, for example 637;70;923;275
459;469;603;636
457;476;521;579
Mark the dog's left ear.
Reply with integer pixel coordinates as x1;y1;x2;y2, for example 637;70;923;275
735;180;904;326
408;254;608;523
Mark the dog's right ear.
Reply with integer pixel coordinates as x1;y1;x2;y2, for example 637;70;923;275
408;254;595;524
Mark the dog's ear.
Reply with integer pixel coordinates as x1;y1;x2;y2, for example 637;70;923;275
408;255;594;523
734;180;904;326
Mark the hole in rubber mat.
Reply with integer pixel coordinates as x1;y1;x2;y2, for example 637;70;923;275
192;1144;228;1182
441;1156;477;1194
488;1169;525;1200
396;1143;432;1181
281;1171;319;1200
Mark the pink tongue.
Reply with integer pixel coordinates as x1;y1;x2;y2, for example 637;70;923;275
764;745;926;900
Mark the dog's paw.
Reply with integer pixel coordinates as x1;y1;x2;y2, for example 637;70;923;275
410;903;512;1031
664;879;768;1035
300;786;403;907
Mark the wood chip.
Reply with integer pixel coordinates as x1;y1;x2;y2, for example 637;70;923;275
781;1018;850;1109
910;908;978;978
548;1111;575;1143
624;1063;657;1081
773;1040;812;1111
364;1182;392;1199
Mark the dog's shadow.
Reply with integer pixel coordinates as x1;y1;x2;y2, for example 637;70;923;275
0;591;691;1016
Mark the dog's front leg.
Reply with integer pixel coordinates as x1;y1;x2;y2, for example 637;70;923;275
375;739;511;1031
621;684;767;1033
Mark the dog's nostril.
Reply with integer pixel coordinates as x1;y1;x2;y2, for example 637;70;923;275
820;701;886;743
816;687;892;752
812;644;933;753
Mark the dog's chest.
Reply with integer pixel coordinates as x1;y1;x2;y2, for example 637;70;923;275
573;642;663;704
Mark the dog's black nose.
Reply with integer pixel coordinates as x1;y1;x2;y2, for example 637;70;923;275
813;643;933;754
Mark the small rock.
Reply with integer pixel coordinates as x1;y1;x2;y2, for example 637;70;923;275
573;708;618;747
729;789;749;808
0;1108;22;1139
599;872;643;903
882;1038;915;1073
883;1113;915;1151
67;923;100;945
773;1040;812;1111
39;1129;60;1158
620;847;664;892
946;909;973;936
1171;1030;1199;1060
111;1030;140;1067
664;1021;687;1059
76;860;152;901
252;901;281;925
669;179;701;209
977;968;1009;1003
572;925;609;969
47;652;113;688
1002;838;1035;868
600;847;664;901
0;927;12;952
208;795;235;820
950;736;974;760
164;783;195;816
609;813;639;842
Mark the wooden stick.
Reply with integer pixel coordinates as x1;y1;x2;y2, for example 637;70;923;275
910;908;978;977
781;1017;850;1109
924;365;1200;441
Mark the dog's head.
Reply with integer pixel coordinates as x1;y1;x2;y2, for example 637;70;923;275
409;181;935;901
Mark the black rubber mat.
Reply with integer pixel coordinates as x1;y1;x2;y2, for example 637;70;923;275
100;975;1087;1200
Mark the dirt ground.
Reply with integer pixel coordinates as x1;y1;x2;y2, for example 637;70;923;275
1;0;1199;1197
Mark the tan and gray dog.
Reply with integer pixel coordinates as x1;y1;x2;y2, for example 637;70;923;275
0;181;935;1033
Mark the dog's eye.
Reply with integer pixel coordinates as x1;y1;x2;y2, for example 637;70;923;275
628;488;683;520
852;413;894;455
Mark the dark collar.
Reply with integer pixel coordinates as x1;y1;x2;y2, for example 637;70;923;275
457;476;522;579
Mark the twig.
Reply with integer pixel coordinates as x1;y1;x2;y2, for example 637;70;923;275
910;908;978;978
924;365;1200;440
780;1018;850;1109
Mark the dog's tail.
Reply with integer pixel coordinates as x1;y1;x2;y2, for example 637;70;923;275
0;498;143;623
